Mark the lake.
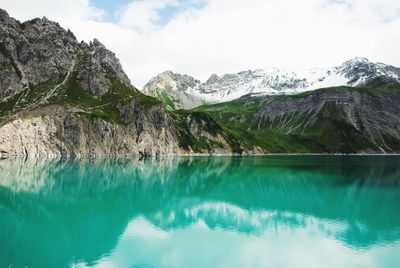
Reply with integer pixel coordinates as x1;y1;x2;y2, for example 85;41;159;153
1;156;400;268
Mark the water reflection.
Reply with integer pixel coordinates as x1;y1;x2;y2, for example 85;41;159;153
0;156;400;267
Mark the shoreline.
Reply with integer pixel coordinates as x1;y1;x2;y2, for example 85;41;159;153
2;152;400;160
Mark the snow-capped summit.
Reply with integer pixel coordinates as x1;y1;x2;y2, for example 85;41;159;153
142;58;400;109
335;57;400;85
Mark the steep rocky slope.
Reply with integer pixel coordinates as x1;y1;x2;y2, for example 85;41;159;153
0;9;242;157
144;58;400;109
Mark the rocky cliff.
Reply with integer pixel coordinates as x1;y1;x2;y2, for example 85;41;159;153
0;9;241;157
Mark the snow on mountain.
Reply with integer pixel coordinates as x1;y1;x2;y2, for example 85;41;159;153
142;58;400;109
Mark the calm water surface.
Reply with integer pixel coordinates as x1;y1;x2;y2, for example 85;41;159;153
1;156;400;268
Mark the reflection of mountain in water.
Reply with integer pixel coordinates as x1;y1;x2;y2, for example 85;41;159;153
0;156;400;267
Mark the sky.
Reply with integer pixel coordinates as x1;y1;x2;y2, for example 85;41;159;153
1;0;400;88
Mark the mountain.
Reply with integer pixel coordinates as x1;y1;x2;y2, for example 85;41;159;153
143;58;400;109
1;9;399;156
195;76;400;153
0;9;243;157
143;70;204;110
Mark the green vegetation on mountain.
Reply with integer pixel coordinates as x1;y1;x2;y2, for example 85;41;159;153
153;91;177;110
0;79;61;122
172;110;242;153
191;77;400;153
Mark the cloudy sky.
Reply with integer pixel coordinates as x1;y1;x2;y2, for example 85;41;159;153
1;0;400;88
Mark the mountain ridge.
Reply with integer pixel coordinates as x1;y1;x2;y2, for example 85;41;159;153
143;57;400;109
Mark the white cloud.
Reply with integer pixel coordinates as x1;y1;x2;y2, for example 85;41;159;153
117;0;178;33
1;0;400;88
0;0;104;22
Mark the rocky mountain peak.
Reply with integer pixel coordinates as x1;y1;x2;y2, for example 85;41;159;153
24;15;63;30
205;73;220;85
91;38;105;48
143;58;400;109
0;10;134;100
161;70;174;76
76;38;132;95
142;70;203;109
157;70;198;82
0;9;22;32
339;57;372;71
145;70;199;93
336;57;400;85
344;57;370;64
0;11;80;100
0;8;10;20
157;70;176;81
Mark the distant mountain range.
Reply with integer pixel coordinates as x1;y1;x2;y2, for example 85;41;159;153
143;58;400;109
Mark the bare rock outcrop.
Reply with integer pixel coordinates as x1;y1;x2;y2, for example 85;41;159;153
0;105;182;158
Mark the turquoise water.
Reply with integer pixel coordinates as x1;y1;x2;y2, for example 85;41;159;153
1;156;400;268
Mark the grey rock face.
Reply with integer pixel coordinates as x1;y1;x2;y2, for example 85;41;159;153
0;105;182;158
77;39;131;95
118;99;182;156
0;9;78;101
0;10;27;100
252;88;400;152
205;73;220;85
0;9;131;100
0;48;24;100
0;102;243;157
17;18;78;85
